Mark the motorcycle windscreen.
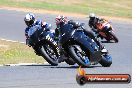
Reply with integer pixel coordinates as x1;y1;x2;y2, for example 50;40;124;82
28;25;43;44
59;24;74;44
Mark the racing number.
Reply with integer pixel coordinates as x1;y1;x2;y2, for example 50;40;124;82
46;34;57;46
46;34;51;41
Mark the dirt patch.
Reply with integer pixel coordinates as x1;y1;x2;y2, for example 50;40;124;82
13;0;86;5
0;6;132;22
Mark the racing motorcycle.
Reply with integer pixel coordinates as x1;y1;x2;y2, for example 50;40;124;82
94;20;118;43
27;25;59;66
59;23;112;67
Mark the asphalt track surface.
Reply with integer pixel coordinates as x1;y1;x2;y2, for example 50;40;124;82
0;9;132;88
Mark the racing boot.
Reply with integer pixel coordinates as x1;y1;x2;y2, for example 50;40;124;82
34;50;42;56
95;38;108;54
33;46;42;56
101;47;108;54
57;43;66;63
58;50;66;63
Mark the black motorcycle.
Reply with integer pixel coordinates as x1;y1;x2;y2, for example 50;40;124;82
27;25;59;66
59;23;112;67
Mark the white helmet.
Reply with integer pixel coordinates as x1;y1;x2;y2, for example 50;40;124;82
24;13;35;26
89;13;95;18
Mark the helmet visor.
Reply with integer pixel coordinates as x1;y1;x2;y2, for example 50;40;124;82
25;20;34;26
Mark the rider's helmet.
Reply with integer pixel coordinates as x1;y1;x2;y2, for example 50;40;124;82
89;13;96;20
24;13;35;26
55;15;67;26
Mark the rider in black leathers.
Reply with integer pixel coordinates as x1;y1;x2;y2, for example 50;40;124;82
54;15;104;49
88;13;108;39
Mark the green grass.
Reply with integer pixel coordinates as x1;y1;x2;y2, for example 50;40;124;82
0;0;132;18
0;40;45;65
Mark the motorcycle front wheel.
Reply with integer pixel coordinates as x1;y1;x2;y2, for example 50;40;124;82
109;31;119;43
68;45;90;67
40;42;59;66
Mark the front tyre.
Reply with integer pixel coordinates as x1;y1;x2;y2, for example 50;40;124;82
68;45;90;67
40;42;58;66
99;54;112;67
109;31;119;43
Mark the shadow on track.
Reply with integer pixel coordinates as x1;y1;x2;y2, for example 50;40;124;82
22;64;102;69
50;65;102;69
101;40;115;43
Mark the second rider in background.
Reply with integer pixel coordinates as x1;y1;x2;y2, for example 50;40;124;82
88;13;108;39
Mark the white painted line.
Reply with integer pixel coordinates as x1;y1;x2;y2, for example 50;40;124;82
3;63;45;66
0;62;67;66
2;62;49;66
44;62;49;64
0;38;25;44
0;65;4;66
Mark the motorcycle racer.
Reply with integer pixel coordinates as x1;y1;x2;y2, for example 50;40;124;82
88;13;108;36
24;13;52;55
55;15;104;50
54;15;111;66
88;13;118;42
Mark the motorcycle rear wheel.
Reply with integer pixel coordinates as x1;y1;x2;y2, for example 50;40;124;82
99;54;112;67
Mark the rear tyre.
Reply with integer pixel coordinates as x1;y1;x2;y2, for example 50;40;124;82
40;42;58;66
68;45;90;67
99;54;112;67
